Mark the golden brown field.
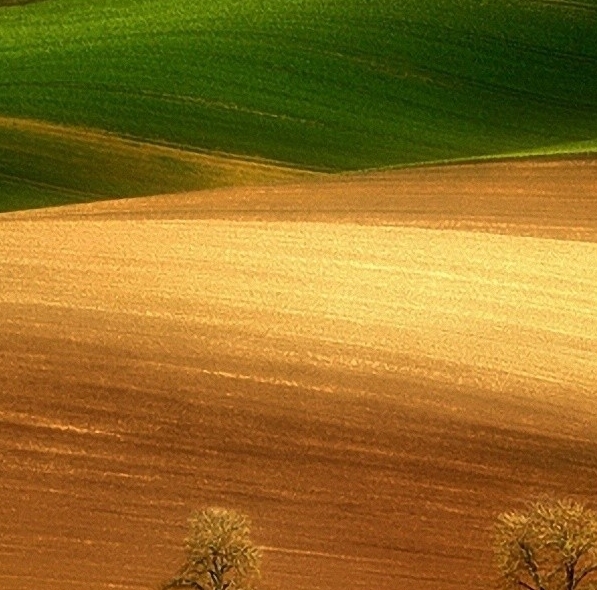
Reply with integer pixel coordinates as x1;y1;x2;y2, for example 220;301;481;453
1;159;596;590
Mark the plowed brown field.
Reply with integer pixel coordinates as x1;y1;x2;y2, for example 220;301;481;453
1;158;596;590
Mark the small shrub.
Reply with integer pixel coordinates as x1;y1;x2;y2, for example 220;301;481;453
494;497;597;590
162;507;261;590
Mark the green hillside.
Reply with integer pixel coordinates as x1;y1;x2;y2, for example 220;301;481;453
1;0;597;210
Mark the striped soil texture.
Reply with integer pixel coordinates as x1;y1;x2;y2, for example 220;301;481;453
1;157;596;590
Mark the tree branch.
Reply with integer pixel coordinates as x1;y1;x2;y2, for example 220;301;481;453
162;578;206;590
519;542;546;590
221;563;231;574
518;580;539;590
574;565;597;588
566;562;575;590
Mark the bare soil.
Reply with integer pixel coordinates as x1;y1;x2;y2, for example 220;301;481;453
1;158;596;590
13;157;596;242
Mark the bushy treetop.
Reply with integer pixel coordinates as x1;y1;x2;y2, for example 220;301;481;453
163;507;261;590
495;497;597;590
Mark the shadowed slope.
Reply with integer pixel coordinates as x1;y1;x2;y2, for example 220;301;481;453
0;117;319;212
0;0;46;6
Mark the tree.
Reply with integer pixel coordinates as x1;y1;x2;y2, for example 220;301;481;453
494;497;597;590
162;507;261;590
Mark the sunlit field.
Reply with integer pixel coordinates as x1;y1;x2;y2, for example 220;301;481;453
1;162;596;590
1;1;597;590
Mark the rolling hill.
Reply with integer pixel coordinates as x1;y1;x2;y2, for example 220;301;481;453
1;0;597;210
1;162;596;590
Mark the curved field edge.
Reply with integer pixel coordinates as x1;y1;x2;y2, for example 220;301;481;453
5;158;596;245
0;117;319;213
365;139;597;173
1;116;596;215
0;0;596;173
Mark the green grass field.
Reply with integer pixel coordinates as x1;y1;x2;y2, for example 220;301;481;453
0;117;315;212
1;0;596;211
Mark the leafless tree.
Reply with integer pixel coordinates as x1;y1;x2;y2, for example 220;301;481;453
495;497;597;590
162;508;261;590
